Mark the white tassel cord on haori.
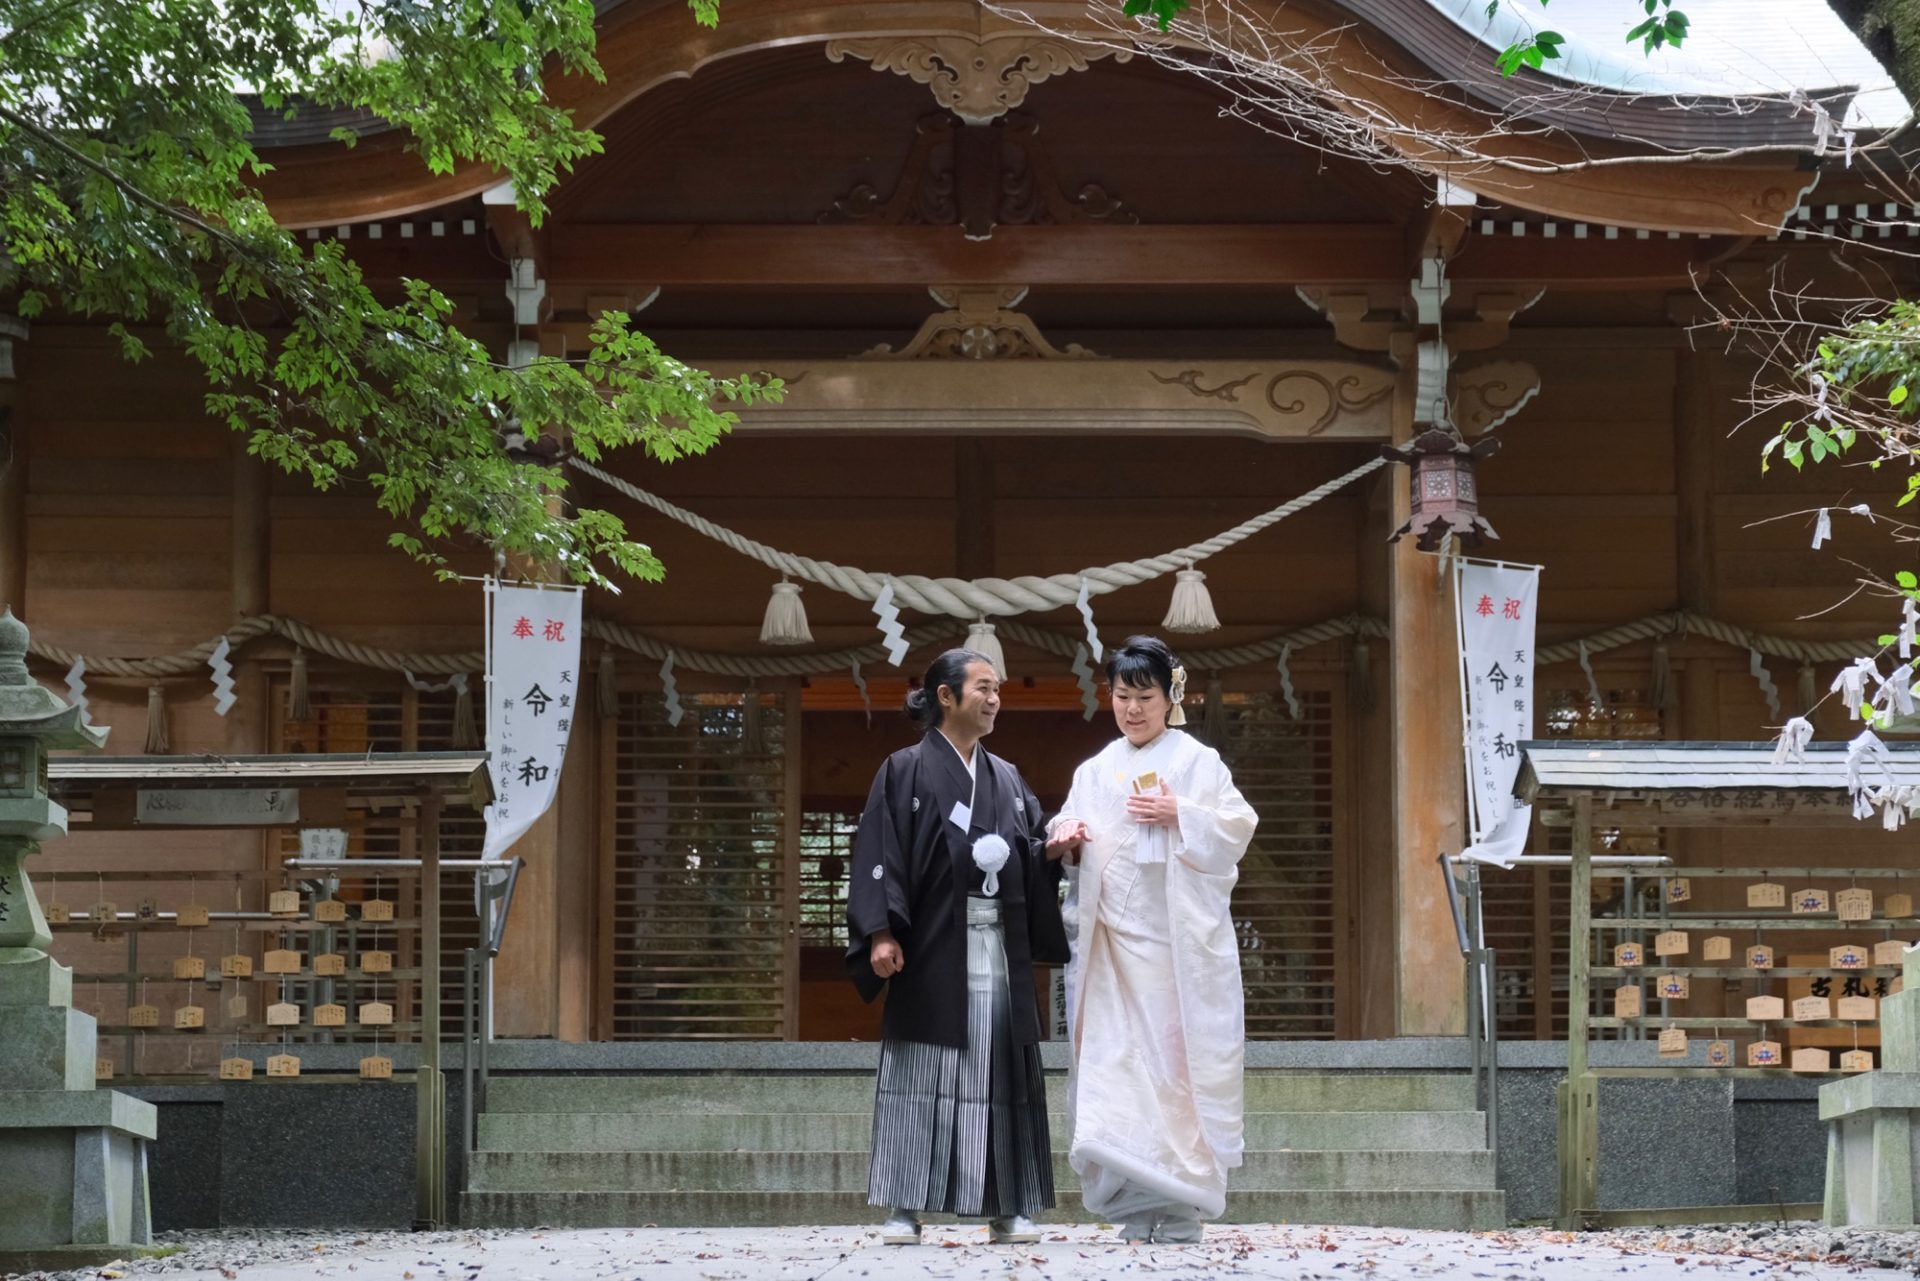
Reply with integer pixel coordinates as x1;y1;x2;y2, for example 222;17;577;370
971;833;1011;897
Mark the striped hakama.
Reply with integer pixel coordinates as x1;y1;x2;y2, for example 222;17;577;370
867;896;1054;1217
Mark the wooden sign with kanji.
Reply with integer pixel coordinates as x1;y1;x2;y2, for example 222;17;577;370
267;889;301;918
1654;931;1688;958
1658;973;1690;1001
1748;882;1787;909
172;956;205;981
1792;888;1832;915
1614;942;1643;967
266;1054;301;1078
313;900;347;923
266;1001;300;1027
1666;878;1692;904
1702;936;1733;962
220;953;254;978
1832;944;1869;969
1614;985;1642;1018
360;950;393;974
1838;995;1878;1021
361;899;395;922
174;1004;205;1030
1792;1046;1833;1072
95;1058;113;1081
219;1057;254;1081
1888;894;1915;918
1842;1049;1875;1072
313;953;346;977
177;903;210;928
263;949;301;974
1658;1027;1688;1059
315;1003;347;1027
1838;888;1874;922
128;1004;159;1028
1748;1040;1783;1067
359;1055;394;1080
1747;995;1786;1020
1875;940;1910;967
1747;944;1776;969
359;1000;394;1026
1706;1040;1733;1067
1793;995;1832;1022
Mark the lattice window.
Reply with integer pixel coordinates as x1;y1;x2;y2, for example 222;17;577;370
607;689;789;1039
1204;689;1340;1041
798;811;858;949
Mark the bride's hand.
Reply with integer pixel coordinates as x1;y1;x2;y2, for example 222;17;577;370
1125;782;1180;828
1045;820;1089;865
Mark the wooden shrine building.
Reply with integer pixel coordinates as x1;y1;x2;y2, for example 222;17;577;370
3;0;1914;1052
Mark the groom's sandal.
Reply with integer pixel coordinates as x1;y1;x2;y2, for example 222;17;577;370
989;1215;1041;1243
880;1209;923;1244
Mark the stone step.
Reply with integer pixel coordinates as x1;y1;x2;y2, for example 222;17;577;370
459;1187;1509;1231
482;1073;1477;1116
466;1147;1495;1194
477;1109;1489;1154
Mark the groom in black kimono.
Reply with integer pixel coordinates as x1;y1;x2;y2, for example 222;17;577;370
846;647;1071;1245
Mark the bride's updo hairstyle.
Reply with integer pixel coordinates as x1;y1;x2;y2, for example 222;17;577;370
1104;635;1177;696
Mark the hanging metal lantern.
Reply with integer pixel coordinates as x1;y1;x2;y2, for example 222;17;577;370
1379;428;1501;552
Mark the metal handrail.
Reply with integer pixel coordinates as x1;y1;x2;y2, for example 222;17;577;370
1439;854;1499;1163
461;858;523;1179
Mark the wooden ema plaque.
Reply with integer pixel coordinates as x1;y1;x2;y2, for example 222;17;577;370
312;900;348;923
218;1057;254;1081
359;1055;394;1081
266;1054;301;1079
45;901;68;924
1654;931;1688;958
1747;995;1786;1021
1843;1049;1876;1072
1833;944;1870;970
360;899;395;922
220;953;254;978
1613;942;1644;967
1793;1047;1833;1072
136;897;158;921
95;1058;113;1081
1889;894;1915;919
267;889;302;918
225;994;249;1020
1792;888;1832;915
263;949;301;975
176;903;211;928
1793;995;1832;1022
1702;936;1733;962
1706;1040;1734;1068
1748;1040;1783;1067
128;1004;159;1028
360;950;393;975
1838;995;1879;1021
1658;973;1690;1001
359;1000;394;1027
172;956;205;981
1749;882;1787;909
315;1003;347;1027
1747;945;1776;969
1876;940;1911;966
312;953;346;977
90;900;118;927
1838;888;1875;922
1658;1027;1689;1059
1666;878;1692;905
266;1001;301;1027
174;1004;206;1030
1614;985;1642;1019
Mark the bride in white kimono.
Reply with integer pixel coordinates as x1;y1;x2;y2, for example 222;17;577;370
1045;635;1257;1244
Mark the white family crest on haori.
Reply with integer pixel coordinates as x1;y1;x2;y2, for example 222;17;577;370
1454;560;1542;868
484;580;585;859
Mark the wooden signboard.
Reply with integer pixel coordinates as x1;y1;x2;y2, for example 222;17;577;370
1706;1040;1734;1068
360;1055;394;1081
1793;995;1832;1022
128;1004;159;1028
1888;894;1915;918
95;1058;113;1081
1875;940;1910;967
1658;1027;1688;1059
45;901;68;924
1833;944;1870;970
1614;986;1642;1018
263;949;302;975
266;1001;300;1027
1838;888;1875;922
174;1004;206;1030
90;900;117;926
1613;942;1643;967
220;953;254;978
1747;945;1776;969
219;1057;254;1081
312;900;348;923
1702;936;1733;962
266;1054;301;1078
315;1003;347;1027
1748;882;1787;909
1654;931;1688;958
268;890;302;918
1666;878;1692;905
360;899;395;922
1748;1040;1783;1067
313;953;346;977
360;950;393;975
1792;1047;1833;1072
176;903;210;928
359;1000;395;1027
1792;888;1832;915
1838;995;1878;1021
172;956;205;981
1842;1050;1876;1072
1747;995;1786;1021
1657;974;1690;1001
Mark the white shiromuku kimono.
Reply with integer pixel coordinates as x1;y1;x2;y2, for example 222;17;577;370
1052;728;1257;1224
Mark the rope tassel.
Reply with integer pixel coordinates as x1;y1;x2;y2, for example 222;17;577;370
288;647;311;721
1649;642;1674;712
1163;567;1221;634
1350;637;1375;714
967;621;1007;680
144;683;170;755
759;580;812;646
596;648;619;720
450;674;479;750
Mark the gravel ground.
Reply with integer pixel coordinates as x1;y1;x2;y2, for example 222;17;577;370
9;1221;1920;1281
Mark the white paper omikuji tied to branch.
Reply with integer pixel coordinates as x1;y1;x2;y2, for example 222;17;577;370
1455;560;1542;869
484;581;585;860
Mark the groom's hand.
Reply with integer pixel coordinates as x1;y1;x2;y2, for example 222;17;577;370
870;930;904;978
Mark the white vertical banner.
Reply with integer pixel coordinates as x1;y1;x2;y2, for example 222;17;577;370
1455;559;1543;868
484;580;585;860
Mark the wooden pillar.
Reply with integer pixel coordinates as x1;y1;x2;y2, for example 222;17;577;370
553;678;598;1042
0;328;25;617
1674;344;1717;618
1352;469;1399;1038
228;439;271;756
494;808;560;1038
1387;336;1468;1036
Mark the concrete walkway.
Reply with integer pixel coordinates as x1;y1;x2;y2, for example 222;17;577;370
44;1224;1881;1281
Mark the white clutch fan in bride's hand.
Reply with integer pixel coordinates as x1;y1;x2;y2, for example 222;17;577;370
971;833;1011;896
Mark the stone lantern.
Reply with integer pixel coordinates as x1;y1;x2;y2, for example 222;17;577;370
0;609;156;1271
